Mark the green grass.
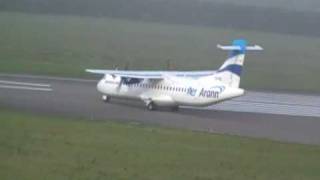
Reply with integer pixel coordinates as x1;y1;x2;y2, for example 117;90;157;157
0;12;320;93
0;109;320;180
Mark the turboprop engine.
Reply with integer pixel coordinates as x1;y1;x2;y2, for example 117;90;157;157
97;74;122;94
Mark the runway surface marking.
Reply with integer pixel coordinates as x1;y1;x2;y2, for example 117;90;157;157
0;85;53;91
0;79;53;91
0;80;51;87
204;91;320;118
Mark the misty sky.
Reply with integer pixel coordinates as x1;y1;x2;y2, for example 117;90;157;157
200;0;320;12
1;0;319;37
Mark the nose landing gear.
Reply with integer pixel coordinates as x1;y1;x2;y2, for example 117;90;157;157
147;101;157;111
102;95;110;103
171;106;179;111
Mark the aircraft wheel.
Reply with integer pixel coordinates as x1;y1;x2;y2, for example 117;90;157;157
102;95;110;103
147;102;156;111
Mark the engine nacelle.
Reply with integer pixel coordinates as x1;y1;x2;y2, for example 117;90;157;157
97;74;122;95
152;95;176;106
104;74;121;83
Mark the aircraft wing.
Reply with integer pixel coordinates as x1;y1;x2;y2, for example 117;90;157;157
86;69;215;79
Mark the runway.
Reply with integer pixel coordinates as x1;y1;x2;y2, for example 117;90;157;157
1;73;320;145
204;91;320;118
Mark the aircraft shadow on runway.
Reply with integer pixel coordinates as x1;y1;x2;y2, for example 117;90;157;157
99;97;256;120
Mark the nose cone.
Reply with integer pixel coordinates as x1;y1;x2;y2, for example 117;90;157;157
97;79;104;93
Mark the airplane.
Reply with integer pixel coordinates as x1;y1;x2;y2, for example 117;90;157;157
86;39;263;111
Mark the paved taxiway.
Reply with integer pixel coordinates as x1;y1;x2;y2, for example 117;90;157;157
1;74;320;145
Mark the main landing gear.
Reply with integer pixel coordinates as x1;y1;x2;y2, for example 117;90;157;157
102;95;110;103
147;102;157;111
146;101;179;111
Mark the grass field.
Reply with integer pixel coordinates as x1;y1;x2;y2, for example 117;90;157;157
0;109;320;179
0;12;320;93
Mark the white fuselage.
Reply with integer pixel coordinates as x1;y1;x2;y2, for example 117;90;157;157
97;74;244;107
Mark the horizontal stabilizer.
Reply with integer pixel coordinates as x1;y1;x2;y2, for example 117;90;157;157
217;44;263;51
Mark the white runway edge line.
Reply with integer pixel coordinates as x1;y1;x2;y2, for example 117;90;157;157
0;79;53;91
200;91;320;118
0;85;52;91
0;80;51;87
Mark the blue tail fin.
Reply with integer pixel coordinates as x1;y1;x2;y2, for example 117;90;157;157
229;39;247;58
218;39;247;76
216;39;262;87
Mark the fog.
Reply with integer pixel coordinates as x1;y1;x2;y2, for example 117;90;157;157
201;0;320;12
1;0;320;37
